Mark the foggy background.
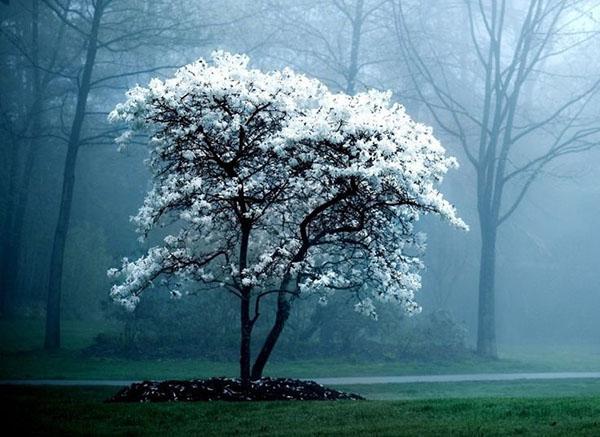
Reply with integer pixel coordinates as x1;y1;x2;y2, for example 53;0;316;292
1;0;600;362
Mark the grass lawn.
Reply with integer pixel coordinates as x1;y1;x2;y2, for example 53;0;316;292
3;385;600;436
0;350;555;381
3;318;600;381
4;318;600;434
335;379;600;400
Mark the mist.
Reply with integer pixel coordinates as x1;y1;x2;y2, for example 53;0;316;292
2;0;600;416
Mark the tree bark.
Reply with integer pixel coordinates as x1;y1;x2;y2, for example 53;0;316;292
240;292;252;385
251;277;292;380
237;219;253;387
44;1;104;350
476;213;498;358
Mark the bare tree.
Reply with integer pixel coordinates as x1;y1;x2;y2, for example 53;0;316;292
392;0;600;356
0;0;69;315
261;0;389;94
39;0;210;349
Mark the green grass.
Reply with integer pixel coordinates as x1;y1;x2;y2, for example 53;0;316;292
335;379;600;400
3;385;600;435
4;319;600;434
2;318;600;380
0;350;547;380
0;317;115;352
500;344;600;373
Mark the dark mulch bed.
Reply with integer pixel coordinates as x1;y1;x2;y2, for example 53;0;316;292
106;377;365;402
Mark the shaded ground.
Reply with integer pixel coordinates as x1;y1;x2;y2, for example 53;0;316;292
3;385;600;436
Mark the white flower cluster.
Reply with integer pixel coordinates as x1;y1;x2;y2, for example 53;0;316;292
108;51;465;317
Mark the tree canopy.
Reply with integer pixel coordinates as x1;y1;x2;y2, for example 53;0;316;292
108;51;465;381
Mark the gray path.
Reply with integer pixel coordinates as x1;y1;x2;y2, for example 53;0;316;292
3;372;600;387
315;372;600;385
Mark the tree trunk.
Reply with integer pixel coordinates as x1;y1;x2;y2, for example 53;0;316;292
237;214;253;386
8;133;38;304
476;215;498;358
0;132;22;316
0;197;19;314
251;278;292;380
44;1;104;350
345;0;364;95
240;292;252;386
0;0;41;316
0;166;33;316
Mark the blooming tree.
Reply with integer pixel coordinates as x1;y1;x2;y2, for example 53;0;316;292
108;51;465;383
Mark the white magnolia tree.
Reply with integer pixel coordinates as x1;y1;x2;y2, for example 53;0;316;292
108;51;465;383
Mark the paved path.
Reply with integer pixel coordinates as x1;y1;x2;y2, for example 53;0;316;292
3;372;600;387
315;372;600;385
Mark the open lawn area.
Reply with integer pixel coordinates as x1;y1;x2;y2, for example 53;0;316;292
335;379;600;400
4;320;600;435
0;351;560;381
3;385;600;436
5;317;600;435
2;318;600;380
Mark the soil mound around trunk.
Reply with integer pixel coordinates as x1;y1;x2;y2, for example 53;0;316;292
106;377;365;402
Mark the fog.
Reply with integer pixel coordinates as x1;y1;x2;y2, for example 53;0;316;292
2;0;600;374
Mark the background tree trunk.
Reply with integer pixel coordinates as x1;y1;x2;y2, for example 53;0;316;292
44;1;104;350
476;211;498;358
345;0;363;95
0;0;41;316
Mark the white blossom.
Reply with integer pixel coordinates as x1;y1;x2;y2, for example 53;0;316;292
108;51;465;320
